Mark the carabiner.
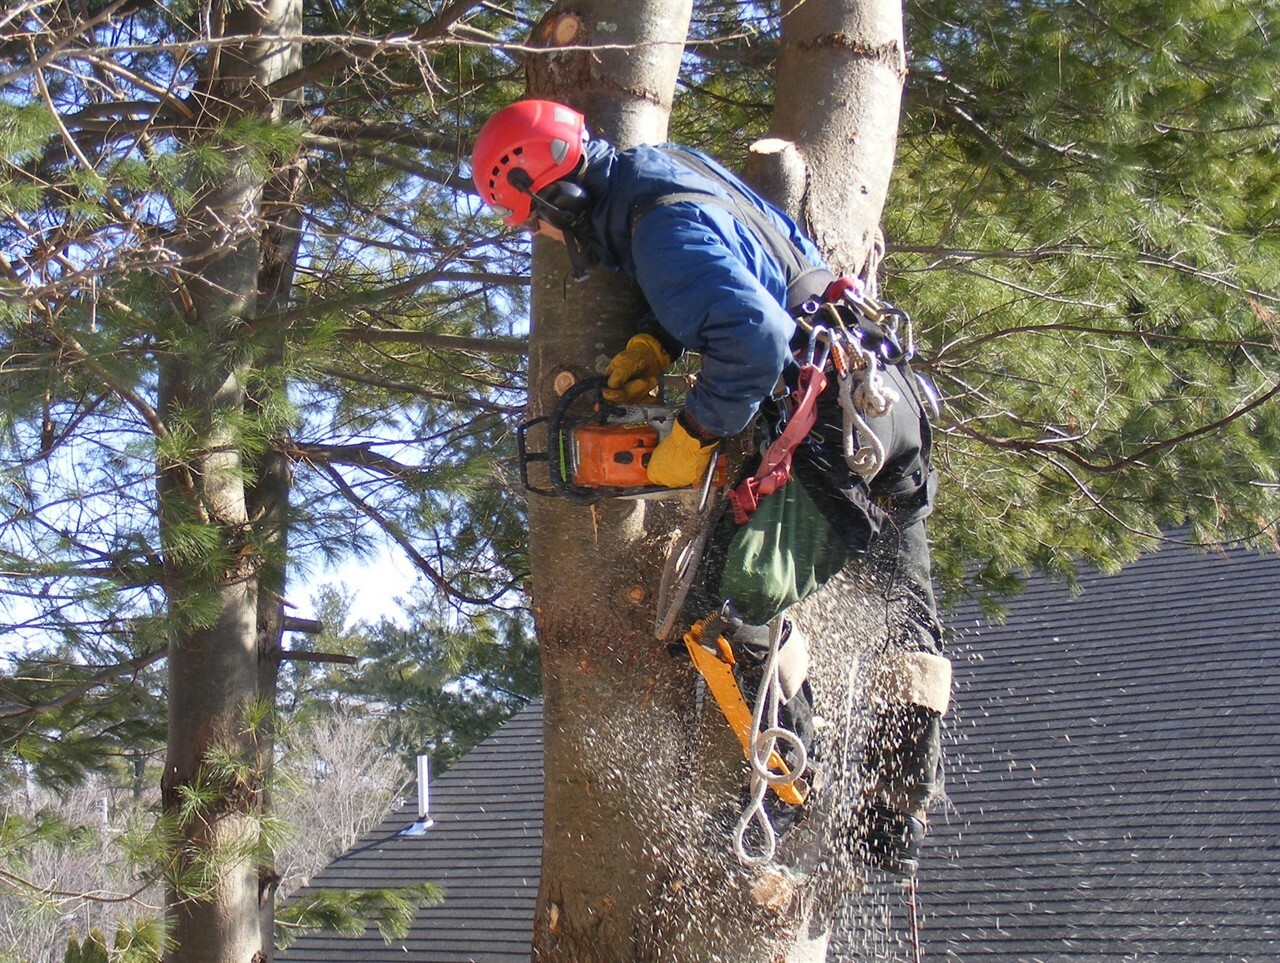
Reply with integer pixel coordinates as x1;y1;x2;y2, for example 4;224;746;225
879;306;915;362
804;325;832;371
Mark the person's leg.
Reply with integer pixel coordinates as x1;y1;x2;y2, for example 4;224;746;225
848;514;950;876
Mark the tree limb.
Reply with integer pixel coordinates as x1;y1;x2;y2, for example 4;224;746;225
951;378;1280;474
336;325;527;356
317;463;512;607
265;0;489;98
0;646;167;720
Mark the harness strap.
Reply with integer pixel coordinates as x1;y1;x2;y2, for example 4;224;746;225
629;148;834;309
727;362;828;524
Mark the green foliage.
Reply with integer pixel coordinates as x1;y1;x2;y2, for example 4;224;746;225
276;882;443;949
62;930;109;963
61;920;163;963
284;586;539;772
880;0;1280;603
0;641;165;789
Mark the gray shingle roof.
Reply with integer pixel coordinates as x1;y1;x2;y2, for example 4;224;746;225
278;704;543;962
913;538;1280;962
283;537;1280;961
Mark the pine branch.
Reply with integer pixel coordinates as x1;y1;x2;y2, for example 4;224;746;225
0;647;167;720
318;463;513;607
336;325;527;357
310;116;460;153
301;133;471;190
950;378;1280;475
311;365;522;413
264;0;488;98
263;269;528;330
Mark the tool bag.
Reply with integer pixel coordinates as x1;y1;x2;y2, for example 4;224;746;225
718;359;934;626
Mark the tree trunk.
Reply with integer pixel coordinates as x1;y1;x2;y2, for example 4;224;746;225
159;2;301;960
747;0;905;277
523;4;697;961
750;2;909;958
526;1;905;958
250;14;307;958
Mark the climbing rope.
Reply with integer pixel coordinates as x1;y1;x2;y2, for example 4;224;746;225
732;617;809;866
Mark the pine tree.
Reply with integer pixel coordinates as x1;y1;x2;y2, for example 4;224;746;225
2;0;1277;959
891;0;1280;602
1;2;536;958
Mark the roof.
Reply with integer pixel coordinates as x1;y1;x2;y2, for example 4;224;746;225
283;536;1280;961
278;704;543;963
908;537;1280;962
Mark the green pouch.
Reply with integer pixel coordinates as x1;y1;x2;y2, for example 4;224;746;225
719;477;851;625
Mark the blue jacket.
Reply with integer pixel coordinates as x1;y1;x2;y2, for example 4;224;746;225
578;140;826;437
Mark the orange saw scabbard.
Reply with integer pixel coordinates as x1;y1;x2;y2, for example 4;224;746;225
683;620;808;808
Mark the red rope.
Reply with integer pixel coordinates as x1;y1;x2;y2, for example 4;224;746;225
727;363;828;524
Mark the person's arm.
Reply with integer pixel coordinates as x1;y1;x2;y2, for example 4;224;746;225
630;202;796;438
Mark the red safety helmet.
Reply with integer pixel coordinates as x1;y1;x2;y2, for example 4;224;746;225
471;100;588;226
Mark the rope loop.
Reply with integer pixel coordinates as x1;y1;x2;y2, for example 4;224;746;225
732;618;808;866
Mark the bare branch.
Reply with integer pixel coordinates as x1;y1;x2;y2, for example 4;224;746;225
949;377;1280;475
336;325;527;356
318;463;512;607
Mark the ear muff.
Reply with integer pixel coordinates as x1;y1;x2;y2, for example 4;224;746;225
508;169;591;233
506;169;596;280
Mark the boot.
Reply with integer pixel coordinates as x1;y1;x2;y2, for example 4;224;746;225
848;702;942;876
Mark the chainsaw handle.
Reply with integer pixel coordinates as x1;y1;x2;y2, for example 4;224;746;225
545;378;613;504
515;414;555;498
519;376;711;504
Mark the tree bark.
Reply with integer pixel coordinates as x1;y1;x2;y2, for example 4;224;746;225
523;4;699;961
159;2;301;960
747;0;905;276
751;2;909;958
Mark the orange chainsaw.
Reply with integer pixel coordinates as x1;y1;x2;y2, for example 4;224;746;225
518;377;723;504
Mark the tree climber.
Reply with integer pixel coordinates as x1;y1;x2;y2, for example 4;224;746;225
472;99;951;877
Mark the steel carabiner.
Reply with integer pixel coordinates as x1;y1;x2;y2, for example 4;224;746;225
804;324;833;371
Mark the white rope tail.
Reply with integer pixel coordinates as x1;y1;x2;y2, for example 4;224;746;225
732;618;809;866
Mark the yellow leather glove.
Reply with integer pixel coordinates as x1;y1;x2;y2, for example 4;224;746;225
647;413;718;488
603;334;671;404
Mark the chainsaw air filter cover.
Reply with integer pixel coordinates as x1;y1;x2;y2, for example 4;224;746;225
570;422;660;489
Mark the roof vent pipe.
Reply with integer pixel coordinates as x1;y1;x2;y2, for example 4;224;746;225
400;754;434;836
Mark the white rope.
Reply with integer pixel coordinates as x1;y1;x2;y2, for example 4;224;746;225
853;365;899;418
839;369;885;478
732;618;809;866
